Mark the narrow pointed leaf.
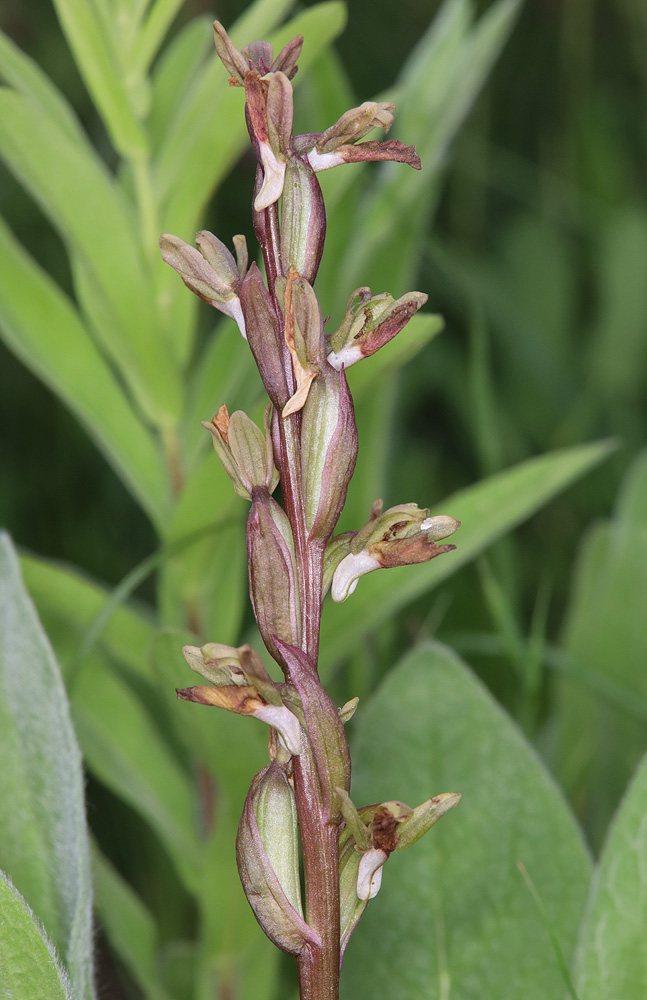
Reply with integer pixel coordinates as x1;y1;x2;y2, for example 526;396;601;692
0;215;169;528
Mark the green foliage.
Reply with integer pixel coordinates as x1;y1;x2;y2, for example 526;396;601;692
573;752;647;999
343;642;591;999
1;0;645;996
0;534;95;1000
0;873;72;1000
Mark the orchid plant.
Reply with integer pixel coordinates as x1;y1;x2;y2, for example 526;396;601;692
160;22;461;1000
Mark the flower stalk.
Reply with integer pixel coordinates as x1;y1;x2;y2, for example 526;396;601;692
162;22;461;999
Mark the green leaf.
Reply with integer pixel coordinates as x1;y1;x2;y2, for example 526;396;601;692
342;641;592;1000
0;871;71;1000
0;27;86;147
52;0;148;158
573;753;647;999
71;647;202;895
321;0;521;300
157;456;248;643
320;440;615;675
0;533;95;999
92;844;172;1000
0;90;182;425
20;553;155;684
148;16;213;152
0;215;170;528
553;451;647;848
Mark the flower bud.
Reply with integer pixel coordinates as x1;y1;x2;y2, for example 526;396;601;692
237;763;320;954
280;155;326;283
159;231;246;337
300;365;358;541
177;642;301;754
202;403;278;500
240;264;290;411
331;501;461;602
247;493;301;666
327;288;428;370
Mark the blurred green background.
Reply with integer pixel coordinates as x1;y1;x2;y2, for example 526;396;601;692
1;1;646;996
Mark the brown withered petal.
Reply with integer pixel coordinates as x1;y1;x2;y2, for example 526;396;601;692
370;537;456;568
307;140;422;173
176;684;264;714
333;140;421;169
211;403;230;442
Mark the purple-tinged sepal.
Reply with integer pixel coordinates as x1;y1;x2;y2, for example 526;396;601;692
202;403;278;500
300;364;358;541
331;501;460;602
247;491;301;667
159;231;247;336
236;762;320;954
280;156;326;283
213;21;303;86
327;288;428;370
240;263;290;411
275;641;351;822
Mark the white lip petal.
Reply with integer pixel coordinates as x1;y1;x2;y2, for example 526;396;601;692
331;551;381;603
306;149;345;172
254;704;301;755
254;143;287;210
327;344;363;371
357;848;388;901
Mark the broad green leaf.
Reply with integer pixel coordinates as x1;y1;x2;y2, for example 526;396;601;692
52;0;148;157
92;845;172;1000
0;90;182;425
0;215;170;528
320;439;615;675
573;753;647;999
553;451;647;849
0;27;86;147
70;646;201;895
342;641;592;1000
156;2;347;236
0;871;71;1000
20;553;155;683
0;534;95;1000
